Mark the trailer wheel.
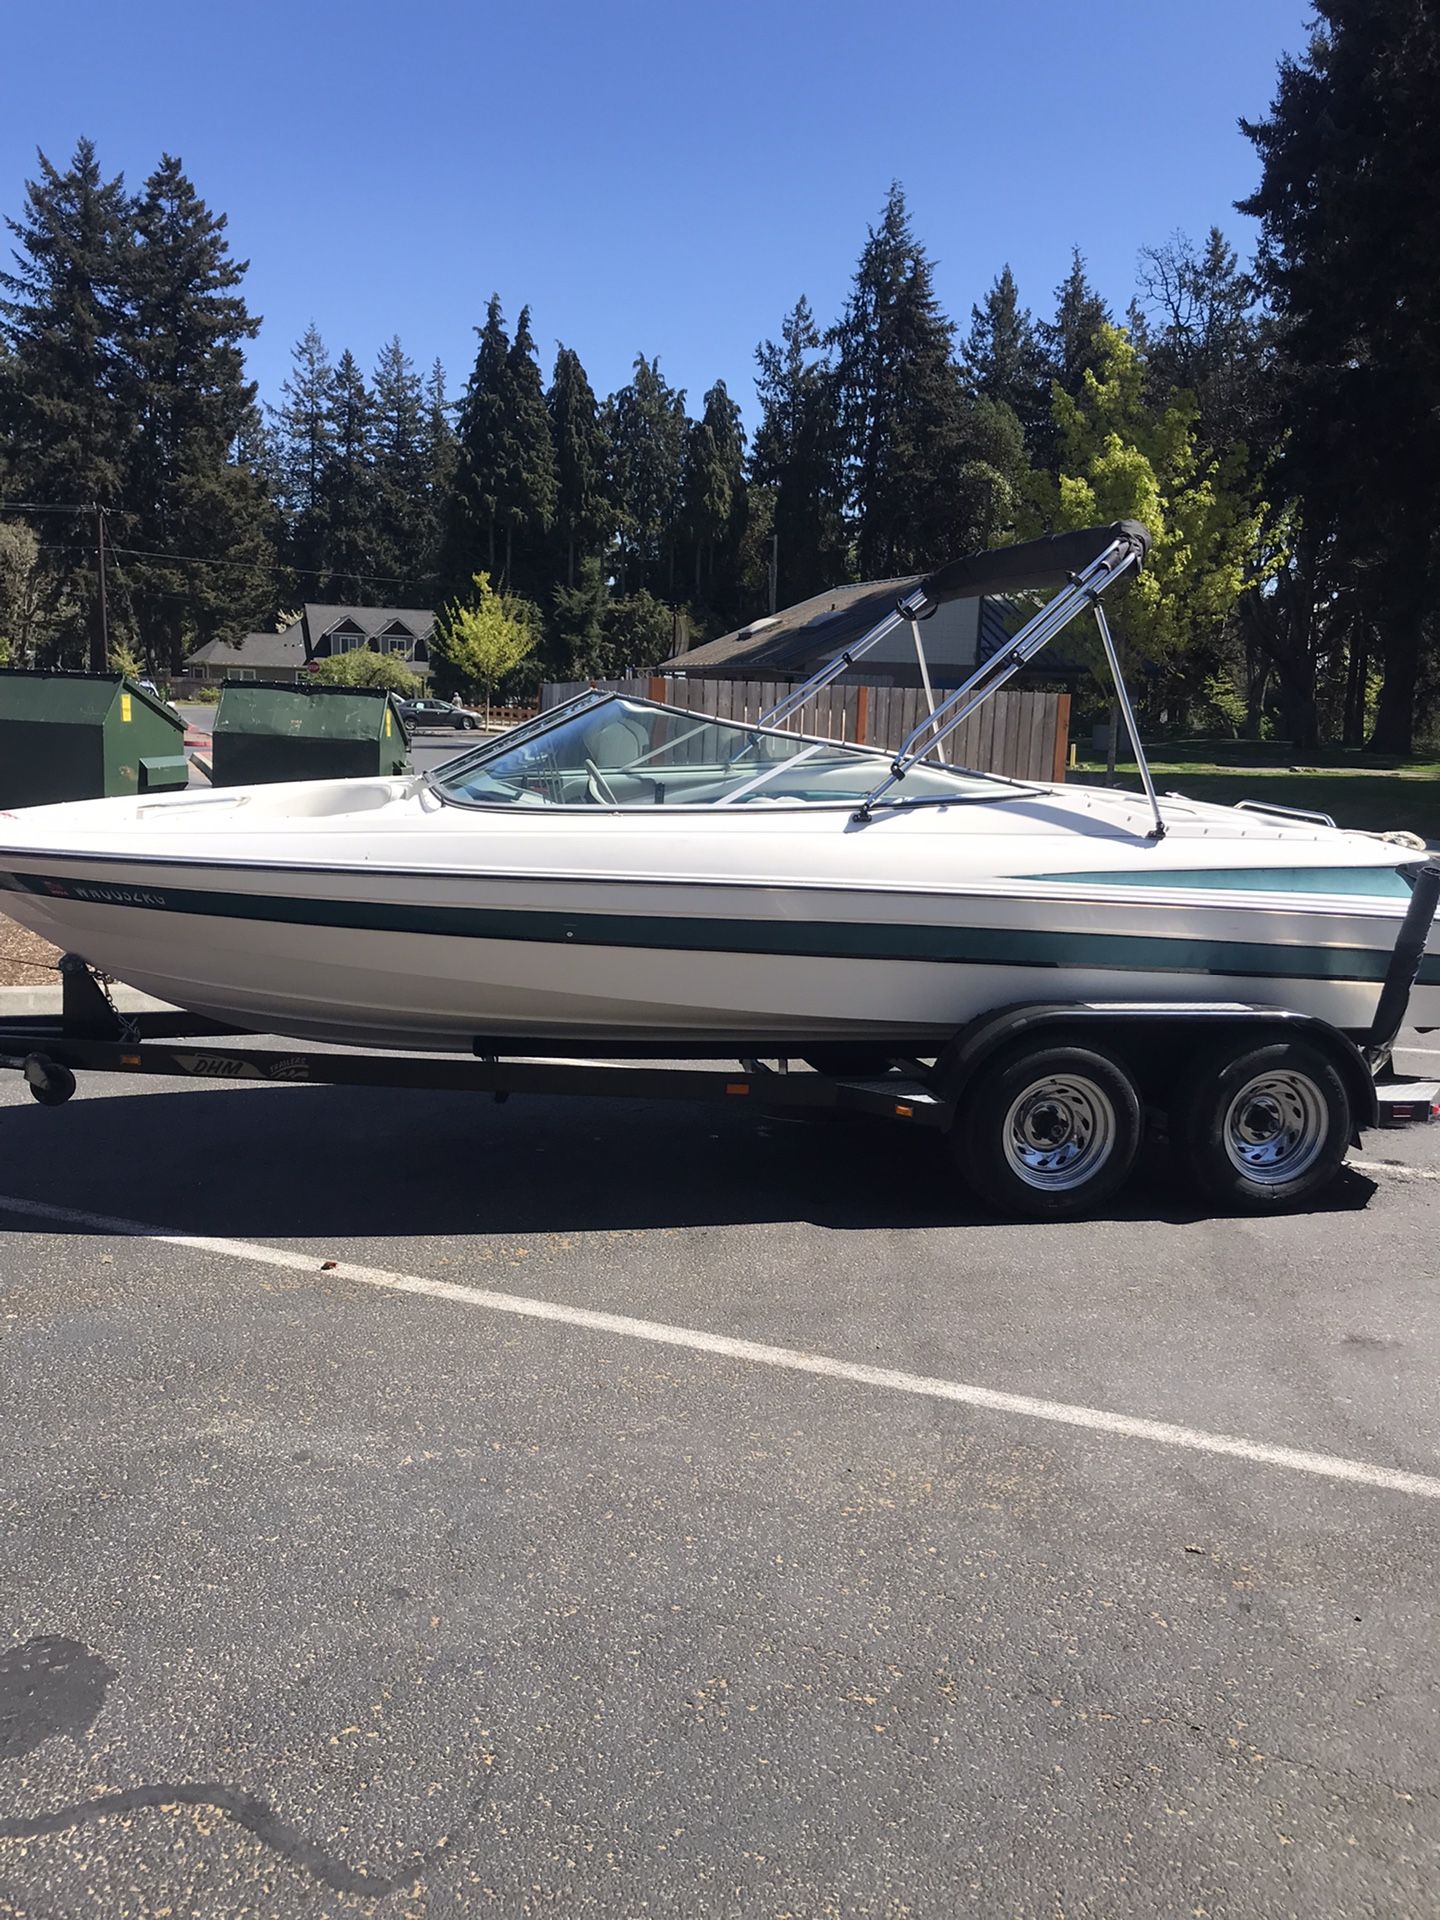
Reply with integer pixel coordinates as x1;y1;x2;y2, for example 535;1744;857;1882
28;1064;76;1107
1174;1039;1350;1210
951;1043;1142;1219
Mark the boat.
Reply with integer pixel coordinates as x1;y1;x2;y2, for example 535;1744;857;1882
0;521;1435;1054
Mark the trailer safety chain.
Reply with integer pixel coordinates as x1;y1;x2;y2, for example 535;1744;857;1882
96;971;141;1046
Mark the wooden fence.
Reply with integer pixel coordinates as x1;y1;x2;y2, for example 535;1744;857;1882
540;676;1070;783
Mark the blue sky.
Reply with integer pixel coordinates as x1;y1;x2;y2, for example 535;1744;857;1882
1;0;1313;424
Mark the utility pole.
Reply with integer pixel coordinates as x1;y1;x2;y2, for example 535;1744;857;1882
93;504;110;674
768;531;779;614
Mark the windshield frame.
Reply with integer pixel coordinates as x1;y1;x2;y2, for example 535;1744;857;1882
422;691;1039;814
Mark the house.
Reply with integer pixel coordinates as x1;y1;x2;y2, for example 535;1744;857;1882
186;605;437;685
664;578;1068;690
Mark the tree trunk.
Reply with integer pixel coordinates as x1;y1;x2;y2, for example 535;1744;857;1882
1342;620;1369;749
1277;681;1321;755
503;524;513;587
1368;612;1421;754
1104;700;1120;785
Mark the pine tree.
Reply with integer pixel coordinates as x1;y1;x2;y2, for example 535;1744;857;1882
271;323;335;584
1240;2;1440;751
830;183;1008;576
498;305;556;588
319;348;376;601
446;294;511;587
0;138;134;664
751;296;846;605
124;153;273;668
548;344;610;587
681;379;746;612
370;335;431;598
962;266;1049;452
605;355;687;595
418;359;456;595
1042;248;1112;396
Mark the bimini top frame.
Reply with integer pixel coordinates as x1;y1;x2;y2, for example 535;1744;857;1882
756;520;1161;837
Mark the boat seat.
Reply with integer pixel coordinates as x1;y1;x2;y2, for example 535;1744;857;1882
580;712;661;804
583;713;650;770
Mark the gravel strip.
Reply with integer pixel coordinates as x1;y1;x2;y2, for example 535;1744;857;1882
0;917;60;987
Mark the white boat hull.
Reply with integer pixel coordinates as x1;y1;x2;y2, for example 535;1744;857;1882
1;812;1435;1049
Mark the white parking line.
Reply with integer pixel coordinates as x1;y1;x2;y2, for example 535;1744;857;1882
2;1189;1440;1503
1351;1156;1440;1182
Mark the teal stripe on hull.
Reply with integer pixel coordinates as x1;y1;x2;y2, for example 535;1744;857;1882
4;866;1436;989
1027;864;1414;898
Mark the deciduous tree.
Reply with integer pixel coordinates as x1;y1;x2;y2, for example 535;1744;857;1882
1039;323;1264;703
433;569;539;716
308;645;421;694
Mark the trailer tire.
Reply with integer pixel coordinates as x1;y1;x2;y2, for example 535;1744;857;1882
1174;1039;1351;1211
950;1042;1142;1219
28;1064;76;1107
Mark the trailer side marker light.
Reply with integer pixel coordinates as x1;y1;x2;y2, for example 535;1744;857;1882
725;1082;750;1096
121;1053;141;1068
894;1102;915;1118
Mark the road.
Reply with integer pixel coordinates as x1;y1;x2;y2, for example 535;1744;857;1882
1;1035;1438;1916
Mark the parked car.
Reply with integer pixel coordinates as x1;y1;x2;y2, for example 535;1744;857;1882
134;677;182;715
395;697;483;731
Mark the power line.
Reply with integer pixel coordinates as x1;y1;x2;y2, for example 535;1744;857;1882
5;502;438;592
0;501;100;515
105;542;438;589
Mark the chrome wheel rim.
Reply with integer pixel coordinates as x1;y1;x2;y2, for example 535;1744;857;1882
1222;1072;1328;1184
1002;1075;1117;1192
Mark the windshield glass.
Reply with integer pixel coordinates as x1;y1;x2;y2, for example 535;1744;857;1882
430;696;1021;809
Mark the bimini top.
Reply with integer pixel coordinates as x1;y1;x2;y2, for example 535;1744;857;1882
668;523;1153;678
914;521;1152;609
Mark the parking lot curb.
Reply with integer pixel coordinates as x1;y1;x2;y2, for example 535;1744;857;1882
0;983;176;1017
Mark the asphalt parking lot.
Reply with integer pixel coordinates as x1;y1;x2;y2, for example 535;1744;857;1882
1;1041;1439;1917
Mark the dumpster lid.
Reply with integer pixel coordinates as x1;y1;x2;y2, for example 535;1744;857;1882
0;668;179;729
214;680;405;739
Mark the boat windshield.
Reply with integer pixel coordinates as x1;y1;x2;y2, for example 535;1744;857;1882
428;696;1023;809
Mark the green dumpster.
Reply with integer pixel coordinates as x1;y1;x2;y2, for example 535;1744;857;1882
210;681;410;786
0;669;188;809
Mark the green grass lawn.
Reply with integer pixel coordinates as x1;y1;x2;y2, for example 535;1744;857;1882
1071;742;1440;842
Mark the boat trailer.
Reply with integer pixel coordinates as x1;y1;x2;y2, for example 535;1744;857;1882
1;867;1436;1219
